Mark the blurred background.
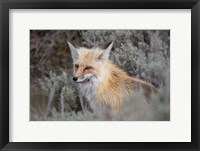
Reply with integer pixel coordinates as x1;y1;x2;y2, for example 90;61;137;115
30;30;170;121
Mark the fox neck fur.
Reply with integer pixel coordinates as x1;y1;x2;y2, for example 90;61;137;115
77;61;128;110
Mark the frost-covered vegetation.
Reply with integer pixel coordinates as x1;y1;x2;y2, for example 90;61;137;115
30;30;170;121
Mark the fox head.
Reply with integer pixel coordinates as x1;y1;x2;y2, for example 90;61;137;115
68;41;113;83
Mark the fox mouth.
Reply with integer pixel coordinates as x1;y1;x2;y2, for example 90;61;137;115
75;74;93;83
76;78;90;83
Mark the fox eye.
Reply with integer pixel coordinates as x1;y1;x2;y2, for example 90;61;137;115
75;64;79;69
84;66;92;70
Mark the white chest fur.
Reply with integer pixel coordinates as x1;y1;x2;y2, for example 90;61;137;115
77;76;101;103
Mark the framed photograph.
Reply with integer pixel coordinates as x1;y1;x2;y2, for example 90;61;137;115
0;0;199;151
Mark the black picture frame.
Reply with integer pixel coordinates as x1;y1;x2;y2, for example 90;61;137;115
0;0;199;151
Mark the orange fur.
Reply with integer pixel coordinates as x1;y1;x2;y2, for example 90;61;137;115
94;61;155;110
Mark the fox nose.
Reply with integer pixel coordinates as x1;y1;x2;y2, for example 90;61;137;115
73;76;78;81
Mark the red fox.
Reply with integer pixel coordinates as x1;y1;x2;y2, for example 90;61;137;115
68;41;155;111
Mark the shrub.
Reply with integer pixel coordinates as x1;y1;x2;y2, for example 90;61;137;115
38;71;79;116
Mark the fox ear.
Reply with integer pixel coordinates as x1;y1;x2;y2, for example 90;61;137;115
99;42;113;60
67;41;78;60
